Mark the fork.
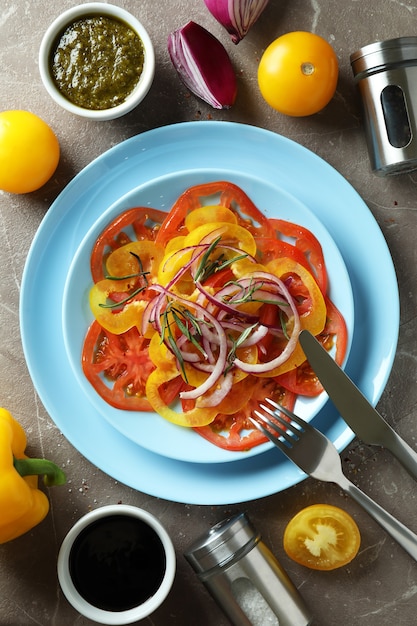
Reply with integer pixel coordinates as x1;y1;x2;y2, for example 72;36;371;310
250;399;417;562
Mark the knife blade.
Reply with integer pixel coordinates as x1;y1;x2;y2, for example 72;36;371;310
299;329;417;480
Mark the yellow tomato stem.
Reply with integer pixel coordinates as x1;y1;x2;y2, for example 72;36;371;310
13;457;66;487
301;62;315;76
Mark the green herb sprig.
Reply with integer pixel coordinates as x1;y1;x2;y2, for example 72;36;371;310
194;236;248;283
99;252;150;309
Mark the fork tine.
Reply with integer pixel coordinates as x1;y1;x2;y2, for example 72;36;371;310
258;401;305;437
258;405;301;440
252;410;294;446
249;415;289;451
251;398;306;451
265;397;308;430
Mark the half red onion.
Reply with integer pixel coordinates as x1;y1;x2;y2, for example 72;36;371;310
168;21;237;109
203;0;270;44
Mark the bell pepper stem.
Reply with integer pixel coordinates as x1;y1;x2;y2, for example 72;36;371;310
13;458;66;487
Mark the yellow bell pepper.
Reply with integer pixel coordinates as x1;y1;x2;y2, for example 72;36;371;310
0;408;66;544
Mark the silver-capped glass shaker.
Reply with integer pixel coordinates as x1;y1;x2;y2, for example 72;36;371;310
184;513;312;626
351;37;417;175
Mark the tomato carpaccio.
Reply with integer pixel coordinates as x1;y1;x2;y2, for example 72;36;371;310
81;181;348;451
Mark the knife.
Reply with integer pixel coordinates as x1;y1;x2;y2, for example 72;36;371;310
299;329;417;480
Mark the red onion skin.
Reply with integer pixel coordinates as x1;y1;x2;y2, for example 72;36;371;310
168;21;237;109
203;0;270;44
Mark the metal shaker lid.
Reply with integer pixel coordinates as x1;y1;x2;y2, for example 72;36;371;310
351;36;417;78
184;513;260;575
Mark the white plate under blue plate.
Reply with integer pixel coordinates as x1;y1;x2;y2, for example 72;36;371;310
62;171;354;463
20;122;399;504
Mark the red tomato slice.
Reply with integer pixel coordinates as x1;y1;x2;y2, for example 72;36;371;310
155;181;276;247
255;237;313;269
91;207;167;282
322;296;348;362
193;377;296;451
203;267;235;288
82;321;155;411
270;218;327;293
275;356;322;396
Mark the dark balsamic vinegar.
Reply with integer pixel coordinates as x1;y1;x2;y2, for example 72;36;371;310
69;514;166;612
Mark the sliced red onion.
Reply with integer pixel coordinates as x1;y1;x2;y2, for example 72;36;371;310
196;281;259;323
237;323;269;346
197;371;234;407
148;285;229;400
142;239;304;403
168;21;237;109
234;300;301;372
203;0;270;44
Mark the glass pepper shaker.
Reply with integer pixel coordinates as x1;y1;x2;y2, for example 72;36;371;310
185;512;312;626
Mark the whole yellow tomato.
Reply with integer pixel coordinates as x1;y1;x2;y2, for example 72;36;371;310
258;32;338;117
0;110;60;194
283;504;361;570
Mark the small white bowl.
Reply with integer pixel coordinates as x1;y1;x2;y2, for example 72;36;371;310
57;505;176;624
39;3;155;120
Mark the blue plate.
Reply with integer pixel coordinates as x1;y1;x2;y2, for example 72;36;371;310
62;171;354;463
20;122;399;504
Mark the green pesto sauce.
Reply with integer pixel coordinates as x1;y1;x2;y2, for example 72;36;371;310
50;15;145;110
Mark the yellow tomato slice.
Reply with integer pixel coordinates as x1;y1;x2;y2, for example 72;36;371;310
147;331;174;369
184;205;238;230
89;241;164;334
184;222;257;256
256;258;327;377
145;368;218;427
105;240;164;278
145;336;217;427
158;245;194;285
89;280;149;334
283;504;361;571
164;235;187;255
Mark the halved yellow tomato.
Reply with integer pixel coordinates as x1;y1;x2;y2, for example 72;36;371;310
283;504;361;570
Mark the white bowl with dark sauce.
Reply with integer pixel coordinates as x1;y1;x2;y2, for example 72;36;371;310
57;504;176;624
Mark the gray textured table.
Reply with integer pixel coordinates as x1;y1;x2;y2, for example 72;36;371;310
1;1;417;625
